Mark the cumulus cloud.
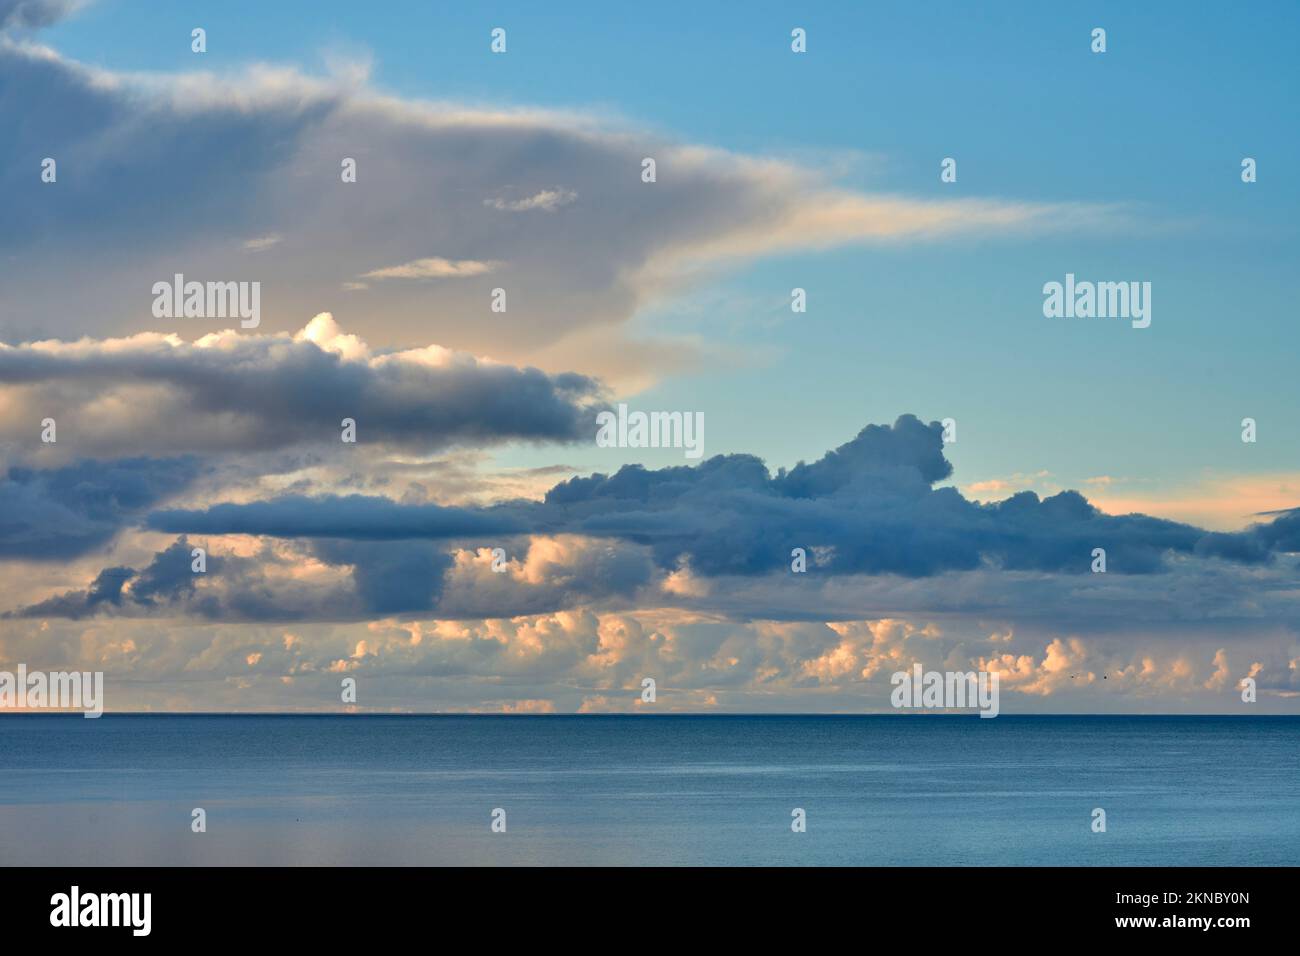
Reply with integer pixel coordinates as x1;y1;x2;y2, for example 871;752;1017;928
0;313;601;455
145;415;1297;581
10;536;211;616
0;456;200;560
3;606;1289;713
8;534;373;622
433;537;657;618
14;414;1295;636
8;532;657;623
313;539;454;615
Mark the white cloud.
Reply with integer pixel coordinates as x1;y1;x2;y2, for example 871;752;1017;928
484;188;577;212
3;608;1291;713
242;234;282;252
360;257;500;280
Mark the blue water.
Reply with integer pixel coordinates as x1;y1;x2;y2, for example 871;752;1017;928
0;715;1296;866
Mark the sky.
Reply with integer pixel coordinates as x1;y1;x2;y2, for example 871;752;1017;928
0;0;1297;713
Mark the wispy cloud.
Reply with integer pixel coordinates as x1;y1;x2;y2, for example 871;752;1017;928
242;234;282;252
0;0;86;30
484;188;577;212
360;257;500;280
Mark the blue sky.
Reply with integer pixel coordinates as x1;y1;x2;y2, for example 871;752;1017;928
1;0;1297;713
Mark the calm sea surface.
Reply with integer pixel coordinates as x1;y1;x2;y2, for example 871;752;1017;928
0;715;1296;866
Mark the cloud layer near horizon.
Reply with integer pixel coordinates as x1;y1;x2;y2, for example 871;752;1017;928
10;415;1300;628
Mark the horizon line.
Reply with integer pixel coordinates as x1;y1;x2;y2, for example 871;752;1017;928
1;711;1293;719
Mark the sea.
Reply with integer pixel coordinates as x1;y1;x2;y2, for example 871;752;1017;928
0;714;1296;866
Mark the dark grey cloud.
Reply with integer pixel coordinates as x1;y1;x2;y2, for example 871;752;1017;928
11;530;657;623
539;416;1257;577
0;317;601;454
1253;655;1300;693
145;415;1289;578
79;565;131;607
8;537;208;618
0;0;81;29
0;456;200;560
150;494;523;539
1241;509;1300;553
313;539;453;615
23;415;1300;623
129;535;208;606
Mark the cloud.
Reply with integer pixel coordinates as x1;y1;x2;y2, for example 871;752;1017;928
0;313;602;455
9;528;653;622
144;415;1294;582
359;257;499;280
149;495;522;540
965;470;1053;497
0;0;83;30
242;234;282;252
433;537;656;618
312;539;453;614
10;536;212;617
484;188;577;213
4;606;1290;713
20;413;1297;631
0;40;1133;384
0;456;200;560
8;534;379;621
